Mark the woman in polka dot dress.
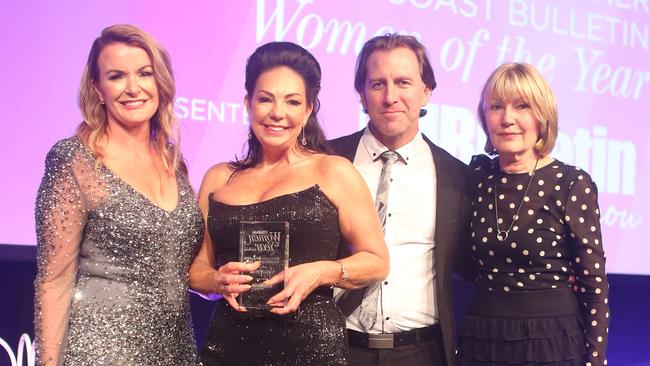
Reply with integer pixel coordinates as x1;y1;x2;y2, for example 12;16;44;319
456;63;609;366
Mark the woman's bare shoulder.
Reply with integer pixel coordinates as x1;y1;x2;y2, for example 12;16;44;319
200;162;235;194
315;154;357;178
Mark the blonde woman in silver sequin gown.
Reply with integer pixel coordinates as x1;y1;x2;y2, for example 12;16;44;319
188;42;390;366
34;25;204;366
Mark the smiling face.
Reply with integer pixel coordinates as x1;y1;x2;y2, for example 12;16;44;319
360;47;431;150
245;66;313;152
92;42;159;131
485;96;540;163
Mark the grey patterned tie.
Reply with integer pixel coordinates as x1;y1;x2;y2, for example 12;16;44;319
359;150;399;331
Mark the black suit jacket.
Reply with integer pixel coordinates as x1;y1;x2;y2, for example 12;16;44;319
328;130;472;366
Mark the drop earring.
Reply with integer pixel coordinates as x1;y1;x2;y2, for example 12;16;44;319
300;125;307;146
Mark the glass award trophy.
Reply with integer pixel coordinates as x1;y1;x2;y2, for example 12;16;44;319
239;221;290;309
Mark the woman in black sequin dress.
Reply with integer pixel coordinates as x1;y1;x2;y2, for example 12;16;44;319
456;63;610;366
188;42;390;366
34;25;204;365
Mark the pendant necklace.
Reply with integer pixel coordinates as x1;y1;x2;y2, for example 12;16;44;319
494;158;539;242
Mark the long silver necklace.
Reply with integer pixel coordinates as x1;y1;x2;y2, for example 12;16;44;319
494;158;539;242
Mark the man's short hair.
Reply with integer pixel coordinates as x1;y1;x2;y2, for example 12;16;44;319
354;33;436;93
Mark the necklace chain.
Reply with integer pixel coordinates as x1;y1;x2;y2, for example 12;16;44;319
494;158;539;242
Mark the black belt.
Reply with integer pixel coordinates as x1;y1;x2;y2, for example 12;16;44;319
347;324;441;349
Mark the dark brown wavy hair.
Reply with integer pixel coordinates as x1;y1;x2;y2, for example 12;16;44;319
230;41;329;174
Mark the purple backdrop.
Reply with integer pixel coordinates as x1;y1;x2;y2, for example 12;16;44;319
1;0;648;276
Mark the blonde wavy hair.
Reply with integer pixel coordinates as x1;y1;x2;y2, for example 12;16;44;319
477;63;558;157
77;24;185;177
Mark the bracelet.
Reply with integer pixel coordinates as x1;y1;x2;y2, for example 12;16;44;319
332;260;348;288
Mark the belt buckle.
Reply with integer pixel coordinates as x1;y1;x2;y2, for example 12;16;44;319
367;333;394;349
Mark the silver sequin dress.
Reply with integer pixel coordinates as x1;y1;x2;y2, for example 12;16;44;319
34;137;204;366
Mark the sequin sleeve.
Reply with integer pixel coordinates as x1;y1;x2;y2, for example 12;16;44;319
564;170;609;366
34;141;88;366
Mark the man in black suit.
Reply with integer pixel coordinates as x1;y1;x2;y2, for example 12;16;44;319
330;34;472;366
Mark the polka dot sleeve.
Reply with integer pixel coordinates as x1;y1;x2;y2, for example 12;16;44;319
564;171;609;366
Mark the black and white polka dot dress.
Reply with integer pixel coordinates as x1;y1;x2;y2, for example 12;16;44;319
456;155;610;366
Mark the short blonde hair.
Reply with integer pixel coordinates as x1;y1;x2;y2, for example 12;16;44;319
77;24;184;177
477;63;558;157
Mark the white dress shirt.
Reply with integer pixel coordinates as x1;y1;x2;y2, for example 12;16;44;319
339;127;437;333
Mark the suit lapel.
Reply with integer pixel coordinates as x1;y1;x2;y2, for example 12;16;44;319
327;130;364;162
423;135;456;271
333;132;460;267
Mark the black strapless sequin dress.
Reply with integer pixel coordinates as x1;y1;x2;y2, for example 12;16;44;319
200;185;348;366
